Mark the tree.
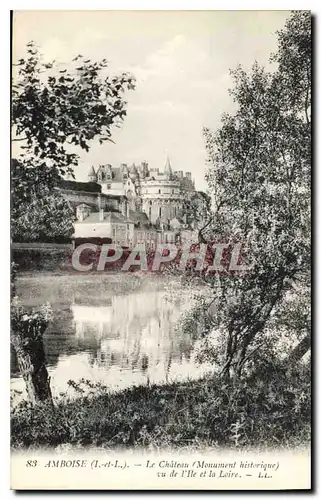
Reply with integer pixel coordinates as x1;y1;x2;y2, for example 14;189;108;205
11;158;75;242
182;191;212;231
198;11;311;378
12;41;135;241
11;42;135;403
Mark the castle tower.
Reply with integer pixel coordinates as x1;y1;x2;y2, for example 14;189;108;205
129;164;139;182
164;154;173;179
140;153;183;225
140;161;149;179
88;166;97;183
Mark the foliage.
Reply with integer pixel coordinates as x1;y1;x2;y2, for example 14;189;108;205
11;159;75;242
11;297;53;339
58;179;101;193
11;41;135;242
12;41;135;176
196;11;311;377
181;191;212;231
12;246;72;272
11;366;310;450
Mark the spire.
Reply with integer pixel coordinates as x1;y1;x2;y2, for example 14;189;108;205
129;163;138;179
164;152;172;177
88;165;97;182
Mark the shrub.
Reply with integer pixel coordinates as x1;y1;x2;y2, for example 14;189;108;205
11;365;310;450
58;179;101;193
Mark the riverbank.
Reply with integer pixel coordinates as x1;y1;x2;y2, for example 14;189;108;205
15;271;177;306
11;366;310;451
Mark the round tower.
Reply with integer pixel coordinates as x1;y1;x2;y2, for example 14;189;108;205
140;155;183;225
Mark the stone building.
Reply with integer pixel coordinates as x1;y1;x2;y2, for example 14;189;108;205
59;156;205;249
87;156;195;226
73;209;135;248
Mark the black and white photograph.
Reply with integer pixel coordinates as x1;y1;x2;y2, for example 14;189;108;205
10;9;311;490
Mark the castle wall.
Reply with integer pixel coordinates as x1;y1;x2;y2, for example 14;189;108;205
84;163;198;228
59;188;123;213
59;189;100;209
101;182;125;196
141;199;183;225
140;179;184;224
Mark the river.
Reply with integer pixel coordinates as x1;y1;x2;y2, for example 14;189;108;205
11;273;213;402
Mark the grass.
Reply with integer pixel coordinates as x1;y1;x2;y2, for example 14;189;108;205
11;364;310;451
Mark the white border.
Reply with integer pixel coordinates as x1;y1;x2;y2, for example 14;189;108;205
1;2;318;498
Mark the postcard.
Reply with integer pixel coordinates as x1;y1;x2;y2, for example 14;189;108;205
10;10;311;490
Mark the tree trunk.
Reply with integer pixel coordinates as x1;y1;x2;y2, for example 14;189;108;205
11;328;53;406
287;335;311;364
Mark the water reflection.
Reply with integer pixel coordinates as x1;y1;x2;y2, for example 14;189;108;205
11;277;213;400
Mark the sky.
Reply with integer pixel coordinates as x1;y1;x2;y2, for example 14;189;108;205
13;10;291;190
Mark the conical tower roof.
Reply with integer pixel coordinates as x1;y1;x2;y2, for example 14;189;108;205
129;163;138;174
164;154;172;176
88;165;96;176
129;163;139;180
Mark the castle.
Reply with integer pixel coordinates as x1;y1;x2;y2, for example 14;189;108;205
59;156;207;248
87;156;195;225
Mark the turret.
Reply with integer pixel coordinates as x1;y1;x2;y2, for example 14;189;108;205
121;163;129;180
164;154;173;179
141;161;149;179
88;165;97;182
129;163;139;181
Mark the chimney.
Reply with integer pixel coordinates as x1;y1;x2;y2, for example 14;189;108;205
99;208;104;221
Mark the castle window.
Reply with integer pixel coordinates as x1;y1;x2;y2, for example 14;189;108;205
159;207;162;217
107;183;111;189
158;189;161;194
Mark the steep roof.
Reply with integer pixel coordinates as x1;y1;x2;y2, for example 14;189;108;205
88;165;96;176
96;165;123;183
77;203;91;209
111;167;122;182
76;211;135;224
129;210;150;228
164;155;173;176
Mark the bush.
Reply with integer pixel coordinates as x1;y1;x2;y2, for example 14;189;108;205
11;365;310;450
12;247;72;272
58;179;101;193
